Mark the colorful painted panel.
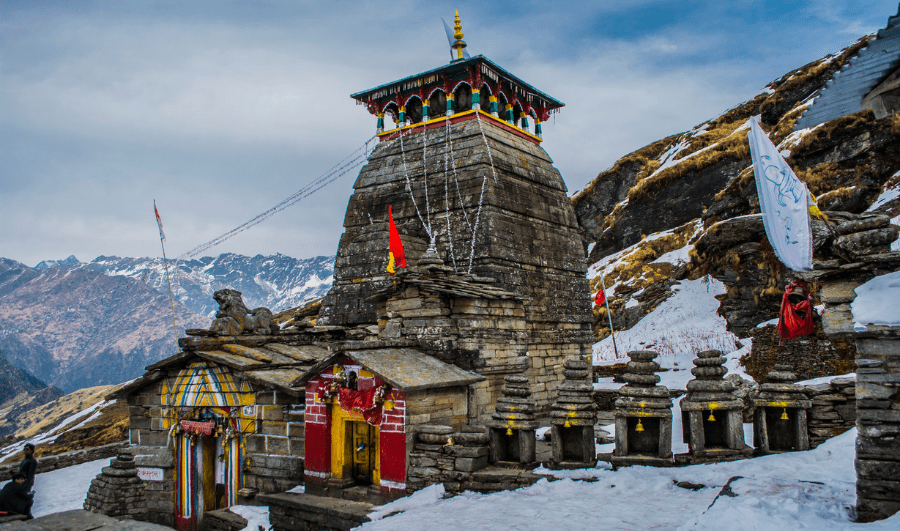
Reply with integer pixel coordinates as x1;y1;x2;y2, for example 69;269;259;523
163;362;254;409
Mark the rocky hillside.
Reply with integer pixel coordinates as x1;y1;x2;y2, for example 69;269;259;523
0;349;64;438
0;384;127;464
573;35;900;380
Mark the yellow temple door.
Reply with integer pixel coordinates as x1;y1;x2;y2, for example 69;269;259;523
349;421;376;485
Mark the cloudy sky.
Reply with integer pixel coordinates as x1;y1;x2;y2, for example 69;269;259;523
2;0;897;267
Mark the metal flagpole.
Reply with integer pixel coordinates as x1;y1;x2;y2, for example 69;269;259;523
600;274;619;359
155;200;179;351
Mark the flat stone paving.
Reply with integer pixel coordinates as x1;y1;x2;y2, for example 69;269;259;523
0;510;173;531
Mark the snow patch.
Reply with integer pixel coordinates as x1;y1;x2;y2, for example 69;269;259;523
230;505;271;531
851;271;900;326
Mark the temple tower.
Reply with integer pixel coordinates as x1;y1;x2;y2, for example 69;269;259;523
318;14;593;411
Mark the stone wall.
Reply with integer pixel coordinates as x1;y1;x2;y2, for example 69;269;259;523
803;377;856;448
405;424;547;495
0;441;125;479
261;492;371;531
744;324;856;383
855;338;900;522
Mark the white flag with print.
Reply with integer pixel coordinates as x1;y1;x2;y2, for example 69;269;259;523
747;115;813;272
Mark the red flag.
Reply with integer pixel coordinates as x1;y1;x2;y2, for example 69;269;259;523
387;206;406;275
154;200;166;242
594;289;605;306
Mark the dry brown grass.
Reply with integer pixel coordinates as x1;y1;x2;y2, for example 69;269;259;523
627;131;750;203
572;136;678;204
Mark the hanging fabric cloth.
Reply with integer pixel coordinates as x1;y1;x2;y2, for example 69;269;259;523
777;280;815;339
594;289;606;306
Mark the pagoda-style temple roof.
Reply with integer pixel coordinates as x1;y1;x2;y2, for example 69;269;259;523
351;55;564;113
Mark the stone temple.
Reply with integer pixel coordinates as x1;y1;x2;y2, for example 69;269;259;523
318;15;593;413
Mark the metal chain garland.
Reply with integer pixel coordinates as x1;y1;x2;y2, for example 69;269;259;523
396;122;435;244
468;176;488;274
445;114;472;231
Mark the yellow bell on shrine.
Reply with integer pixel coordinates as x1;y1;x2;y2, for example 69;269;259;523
506;425;513;436
635;419;644;432
564;419;571;428
708;411;716;422
781;408;789;421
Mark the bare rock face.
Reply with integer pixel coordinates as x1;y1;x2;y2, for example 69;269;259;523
209;289;279;336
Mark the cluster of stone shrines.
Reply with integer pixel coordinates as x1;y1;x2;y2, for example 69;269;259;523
352;16;561;139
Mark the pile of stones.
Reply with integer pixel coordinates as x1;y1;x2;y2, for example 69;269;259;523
83;452;146;520
407;424;491;493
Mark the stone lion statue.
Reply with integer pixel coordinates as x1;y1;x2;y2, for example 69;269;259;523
209;289;279;336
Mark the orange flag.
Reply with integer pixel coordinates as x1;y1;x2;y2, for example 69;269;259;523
387;206;407;275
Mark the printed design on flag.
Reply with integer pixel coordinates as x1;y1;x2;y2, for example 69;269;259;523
761;156;804;207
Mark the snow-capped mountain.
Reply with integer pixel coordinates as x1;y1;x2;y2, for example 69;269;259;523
34;255;81;270
85;253;334;318
0;253;335;393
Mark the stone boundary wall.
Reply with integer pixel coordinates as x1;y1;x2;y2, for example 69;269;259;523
0;441;126;479
802;377;856;448
855;338;900;522
260;492;372;531
407;425;548;494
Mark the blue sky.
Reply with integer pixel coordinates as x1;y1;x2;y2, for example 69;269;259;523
2;0;898;266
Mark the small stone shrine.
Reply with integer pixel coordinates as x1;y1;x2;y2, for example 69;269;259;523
83;452;147;520
608;350;673;467
752;364;812;454
488;375;538;467
676;350;751;464
547;359;597;469
105;289;326;530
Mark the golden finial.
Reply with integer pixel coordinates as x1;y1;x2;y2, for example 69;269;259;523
451;10;468;61
453;11;464;40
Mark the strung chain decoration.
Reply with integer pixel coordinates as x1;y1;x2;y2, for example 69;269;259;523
475;111;500;184
396;121;435;245
442;140;458;272
468;176;488;274
421;120;435;249
445;114;472;231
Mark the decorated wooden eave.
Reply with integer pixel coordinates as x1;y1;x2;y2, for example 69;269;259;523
292;347;485;392
352;55;563;113
351;12;565;146
352;54;564;144
111;342;331;398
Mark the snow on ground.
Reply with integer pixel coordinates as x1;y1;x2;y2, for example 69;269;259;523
851;271;900;327
0;458;109;517
359;429;899;531
592;277;741;368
